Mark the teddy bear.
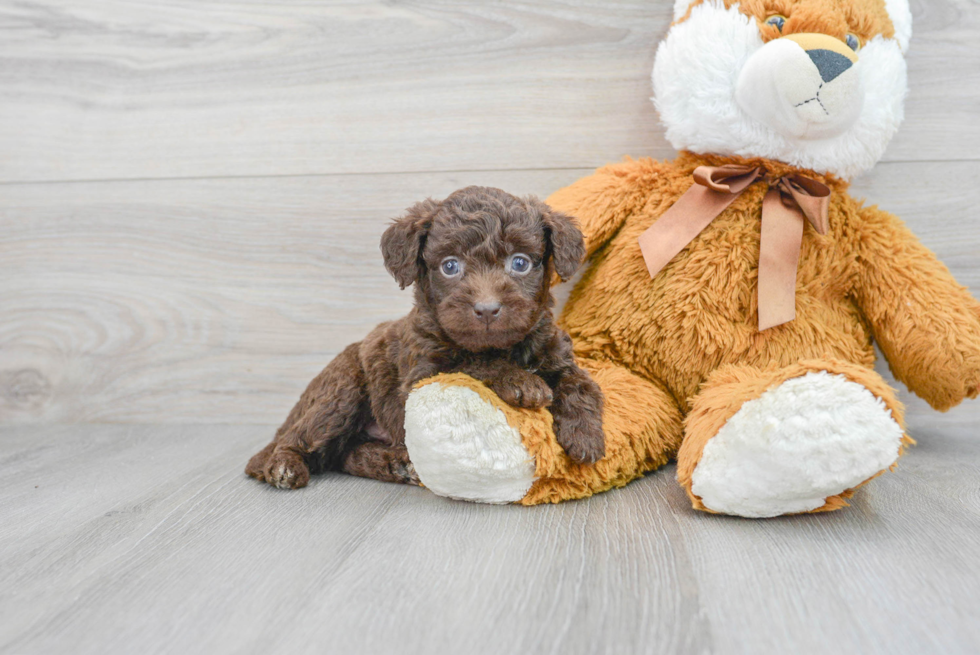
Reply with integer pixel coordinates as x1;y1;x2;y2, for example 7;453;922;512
399;0;980;517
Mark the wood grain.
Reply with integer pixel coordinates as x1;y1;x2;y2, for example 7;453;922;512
2;163;979;428
0;423;978;654
0;169;587;423
0;0;977;184
1;2;978;653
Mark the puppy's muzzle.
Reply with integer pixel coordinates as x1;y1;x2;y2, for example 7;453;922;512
735;32;862;141
473;300;502;326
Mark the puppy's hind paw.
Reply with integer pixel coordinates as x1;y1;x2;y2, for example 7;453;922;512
400;460;421;486
264;451;310;489
342;442;421;486
378;451;421;486
245;442;275;481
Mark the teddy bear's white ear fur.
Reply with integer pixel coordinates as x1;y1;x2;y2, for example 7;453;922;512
672;0;696;21
883;0;912;53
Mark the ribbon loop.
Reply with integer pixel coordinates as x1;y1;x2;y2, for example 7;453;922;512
637;165;832;331
693;165;760;194
778;175;831;235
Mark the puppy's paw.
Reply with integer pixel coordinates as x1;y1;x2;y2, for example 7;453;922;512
400;460;421;486
343;442;421;486
356;454;419;486
263;450;310;489
245;442;275;481
553;413;606;464
490;371;554;409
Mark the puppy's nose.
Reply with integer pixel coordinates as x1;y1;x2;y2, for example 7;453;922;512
473;301;502;325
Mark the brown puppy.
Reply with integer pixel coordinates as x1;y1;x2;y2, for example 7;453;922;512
246;186;605;489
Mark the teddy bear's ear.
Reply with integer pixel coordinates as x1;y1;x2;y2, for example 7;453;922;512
672;0;697;21
539;203;586;282
381;198;439;289
884;0;912;53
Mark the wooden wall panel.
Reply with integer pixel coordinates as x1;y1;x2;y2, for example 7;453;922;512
0;0;977;184
1;162;978;430
0;169;588;422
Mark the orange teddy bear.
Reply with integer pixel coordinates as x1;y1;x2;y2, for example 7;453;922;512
401;0;980;517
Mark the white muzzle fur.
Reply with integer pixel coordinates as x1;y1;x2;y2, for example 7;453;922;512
735;34;863;141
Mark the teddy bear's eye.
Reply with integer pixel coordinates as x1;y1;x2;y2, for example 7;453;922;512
845;33;861;51
765;15;786;31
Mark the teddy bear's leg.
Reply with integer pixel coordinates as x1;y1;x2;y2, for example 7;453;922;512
677;359;912;518
403;360;683;505
523;358;684;504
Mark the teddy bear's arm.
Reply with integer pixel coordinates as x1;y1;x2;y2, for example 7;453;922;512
852;205;980;411
546;159;665;258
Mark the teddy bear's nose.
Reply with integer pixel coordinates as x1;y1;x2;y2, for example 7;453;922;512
783;32;859;71
807;49;853;83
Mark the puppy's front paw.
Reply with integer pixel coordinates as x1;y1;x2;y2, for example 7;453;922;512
263;450;310;489
490;371;554;409
553;412;605;464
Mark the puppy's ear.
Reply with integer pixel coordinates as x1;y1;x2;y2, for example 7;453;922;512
381;198;439;289
540;204;586;282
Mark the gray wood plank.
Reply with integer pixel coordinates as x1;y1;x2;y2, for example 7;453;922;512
0;169;591;424
0;423;978;654
2;163;980;428
0;0;977;184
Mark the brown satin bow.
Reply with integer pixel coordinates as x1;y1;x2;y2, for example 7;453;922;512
637;164;831;331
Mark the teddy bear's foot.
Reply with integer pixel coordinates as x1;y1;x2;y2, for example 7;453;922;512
404;376;537;504
679;361;909;518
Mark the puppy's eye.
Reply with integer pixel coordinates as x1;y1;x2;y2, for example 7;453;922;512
508;254;532;275
845;33;861;51
440;257;462;277
765;15;786;31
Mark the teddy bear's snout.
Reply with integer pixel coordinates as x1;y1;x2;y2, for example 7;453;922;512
735;32;864;141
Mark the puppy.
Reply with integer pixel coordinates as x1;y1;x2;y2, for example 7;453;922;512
246;186;605;489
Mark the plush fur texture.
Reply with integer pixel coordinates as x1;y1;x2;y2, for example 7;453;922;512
400;0;980;516
246;186;606;489
673;0;909;46
405;377;537;503
556;152;980;413
682;361;908;517
882;0;912;52
654;0;907;179
408;362;683;505
549;152;979;513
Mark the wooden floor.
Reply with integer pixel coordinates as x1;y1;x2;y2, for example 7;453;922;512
2;422;979;655
3;1;980;653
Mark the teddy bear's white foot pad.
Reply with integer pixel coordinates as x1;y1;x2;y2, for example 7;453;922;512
404;383;536;504
690;372;904;518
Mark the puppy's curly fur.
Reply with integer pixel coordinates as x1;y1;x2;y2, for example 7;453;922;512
246;186;605;489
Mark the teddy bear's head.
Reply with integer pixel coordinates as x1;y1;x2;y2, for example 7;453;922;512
653;0;911;179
